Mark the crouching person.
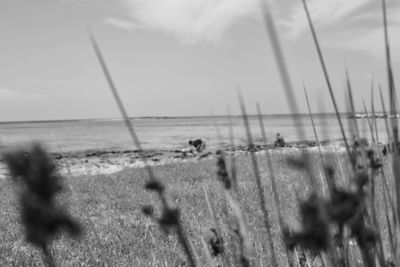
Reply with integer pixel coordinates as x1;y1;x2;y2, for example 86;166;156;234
274;133;285;148
189;139;206;153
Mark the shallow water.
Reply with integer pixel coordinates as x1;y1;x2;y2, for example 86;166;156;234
0;114;389;153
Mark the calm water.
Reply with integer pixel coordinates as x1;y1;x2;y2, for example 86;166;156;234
0;114;391;153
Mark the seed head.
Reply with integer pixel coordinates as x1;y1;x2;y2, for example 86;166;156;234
158;207;179;233
209;228;224;257
216;153;231;189
286;157;307;169
328;188;361;226
349;218;377;249
323;165;335;179
352;171;369;192
141;205;154;216
240;256;250;267
145;180;165;193
283;194;329;252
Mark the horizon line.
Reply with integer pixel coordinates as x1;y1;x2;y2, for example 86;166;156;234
0;111;361;124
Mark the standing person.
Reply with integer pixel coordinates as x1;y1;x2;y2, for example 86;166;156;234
274;133;285;147
188;139;206;153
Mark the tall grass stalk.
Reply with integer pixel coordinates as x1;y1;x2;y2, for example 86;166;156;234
362;100;375;146
303;87;327;196
346;71;360;141
225;192;251;267
202;186;230;267
200;237;214;266
346;70;370;172
210;113;248;266
360;100;386;266
371;105;396;266
371;87;380;149
89;33;196;267
225;110;253;266
364;100;387;267
381;0;398;145
303;87;322;157
256;103;294;267
379;86;392;146
41;245;56;267
381;1;400;262
259;0;323;193
382;180;398;261
227;108;238;193
211;113;233;190
258;0;305;139
305;88;351;265
258;2;338;264
301;0;352;167
374;89;399;264
379;86;399;230
238;91;278;266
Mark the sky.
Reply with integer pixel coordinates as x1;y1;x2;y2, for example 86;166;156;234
0;0;400;121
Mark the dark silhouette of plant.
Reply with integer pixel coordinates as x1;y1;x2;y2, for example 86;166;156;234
4;143;82;267
216;150;231;190
283;193;329;253
208;228;224;257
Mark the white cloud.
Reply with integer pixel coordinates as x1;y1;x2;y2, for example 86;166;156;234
105;17;138;30
108;0;400;59
280;0;369;38
119;0;259;43
276;0;400;60
116;0;396;44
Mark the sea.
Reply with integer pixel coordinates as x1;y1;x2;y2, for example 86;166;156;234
0;114;391;154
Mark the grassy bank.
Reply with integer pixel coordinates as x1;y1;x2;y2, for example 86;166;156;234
0;148;393;266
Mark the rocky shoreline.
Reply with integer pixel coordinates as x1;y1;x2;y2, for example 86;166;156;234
0;139;346;178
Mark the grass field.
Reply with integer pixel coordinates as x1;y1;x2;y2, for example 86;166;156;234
0;148;394;266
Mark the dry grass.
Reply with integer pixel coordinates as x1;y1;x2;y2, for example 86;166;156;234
0;148;393;266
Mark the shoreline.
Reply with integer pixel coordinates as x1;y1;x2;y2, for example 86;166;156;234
0;139;347;179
